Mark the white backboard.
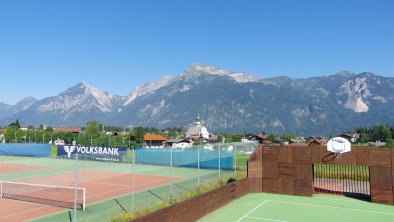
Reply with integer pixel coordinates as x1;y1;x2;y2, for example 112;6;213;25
327;137;351;154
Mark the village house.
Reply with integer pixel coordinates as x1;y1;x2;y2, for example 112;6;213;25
164;138;192;148
249;134;270;144
336;133;360;143
54;127;81;134
20;126;29;131
143;134;167;148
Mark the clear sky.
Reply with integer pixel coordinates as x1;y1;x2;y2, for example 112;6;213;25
0;0;393;104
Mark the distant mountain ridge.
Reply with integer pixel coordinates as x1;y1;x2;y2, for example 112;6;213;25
0;97;37;120
1;64;394;136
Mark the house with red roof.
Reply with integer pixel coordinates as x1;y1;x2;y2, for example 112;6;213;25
144;134;167;148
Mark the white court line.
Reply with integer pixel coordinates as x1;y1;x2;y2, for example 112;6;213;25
236;200;268;222
245;216;288;222
269;200;394;216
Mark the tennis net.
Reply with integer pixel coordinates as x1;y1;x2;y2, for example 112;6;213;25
0;181;86;210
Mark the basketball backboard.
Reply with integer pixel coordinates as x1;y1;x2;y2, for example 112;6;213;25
327;137;351;154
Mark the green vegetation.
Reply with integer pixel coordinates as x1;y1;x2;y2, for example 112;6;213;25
349;124;394;145
50;144;57;157
110;172;247;222
280;134;297;140
217;134;242;143
313;164;369;181
234;154;249;170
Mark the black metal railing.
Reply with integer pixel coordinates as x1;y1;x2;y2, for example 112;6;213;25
313;164;370;199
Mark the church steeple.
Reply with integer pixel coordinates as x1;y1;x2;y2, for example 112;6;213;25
195;113;201;126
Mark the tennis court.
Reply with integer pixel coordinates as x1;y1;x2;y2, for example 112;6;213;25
0;160;184;221
199;193;394;222
0;156;228;221
0;143;253;221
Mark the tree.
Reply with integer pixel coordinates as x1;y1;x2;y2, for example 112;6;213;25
386;139;394;148
133;126;145;145
85;120;101;139
360;133;369;143
370;125;392;142
45;126;54;132
267;134;276;142
8;119;21;129
5;126;18;143
15;119;20;128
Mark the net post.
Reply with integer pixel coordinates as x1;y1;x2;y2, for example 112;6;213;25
82;188;86;211
0;181;3;198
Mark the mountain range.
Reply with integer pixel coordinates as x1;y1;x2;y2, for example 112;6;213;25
1;64;394;136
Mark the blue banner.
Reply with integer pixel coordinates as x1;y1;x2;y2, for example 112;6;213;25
0;144;51;157
135;147;234;170
57;145;128;162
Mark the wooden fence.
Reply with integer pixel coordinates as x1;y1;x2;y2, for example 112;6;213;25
131;178;249;222
248;145;394;205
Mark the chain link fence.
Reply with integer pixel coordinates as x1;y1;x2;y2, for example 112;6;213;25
0;141;258;222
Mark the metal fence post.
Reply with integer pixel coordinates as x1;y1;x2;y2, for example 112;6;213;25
198;144;200;187
131;147;135;213
170;147;173;199
234;144;237;175
218;145;221;179
73;153;78;222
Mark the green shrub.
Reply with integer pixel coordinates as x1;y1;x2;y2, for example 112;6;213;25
110;173;246;222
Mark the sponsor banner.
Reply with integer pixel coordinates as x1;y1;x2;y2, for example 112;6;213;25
57;145;128;162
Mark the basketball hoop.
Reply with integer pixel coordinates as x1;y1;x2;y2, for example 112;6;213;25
327;137;351;159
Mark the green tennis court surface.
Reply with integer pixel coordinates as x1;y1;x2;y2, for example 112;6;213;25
199;193;394;222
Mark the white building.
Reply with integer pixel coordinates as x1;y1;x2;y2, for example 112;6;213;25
165;139;192;148
185;114;210;140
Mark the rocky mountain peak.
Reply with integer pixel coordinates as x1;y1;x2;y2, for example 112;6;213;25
334;71;354;77
39;82;123;115
186;64;229;75
182;63;259;83
124;76;174;106
336;72;389;113
13;97;37;111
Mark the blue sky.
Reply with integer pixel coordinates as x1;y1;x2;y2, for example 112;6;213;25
0;0;393;104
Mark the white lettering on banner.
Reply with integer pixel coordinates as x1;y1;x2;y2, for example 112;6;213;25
72;146;120;156
63;146;76;159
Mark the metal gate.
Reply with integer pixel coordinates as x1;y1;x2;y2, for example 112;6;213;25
313;164;370;199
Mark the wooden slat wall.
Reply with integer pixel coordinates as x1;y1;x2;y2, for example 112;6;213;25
248;145;263;192
311;146;369;165
247;145;394;205
259;146;313;197
369;148;393;205
278;147;295;195
352;147;369;166
262;147;279;193
392;149;394;205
